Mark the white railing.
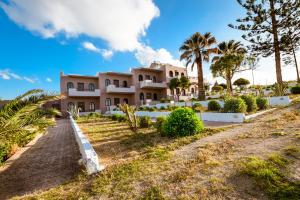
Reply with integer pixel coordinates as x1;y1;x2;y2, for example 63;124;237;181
68;88;100;97
140;80;167;88
106;85;135;93
69;116;105;174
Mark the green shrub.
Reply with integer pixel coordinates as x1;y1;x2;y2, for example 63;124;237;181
256;97;268;110
159;106;166;110
179;100;185;102
241;95;258;112
148;107;156;112
208;100;221;111
192;103;204;113
163;108;204;137
0;145;9;164
167;105;179;111
111;114;125;122
87;112;101;118
291;86;300;94
154;116;166;135
223;98;247;113
212;85;223;92
139;116;152;128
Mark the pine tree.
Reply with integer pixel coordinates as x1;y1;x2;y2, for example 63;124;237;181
229;0;300;95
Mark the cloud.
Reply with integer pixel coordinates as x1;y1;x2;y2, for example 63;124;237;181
46;77;52;82
0;69;36;83
0;0;160;51
82;41;113;59
135;45;184;67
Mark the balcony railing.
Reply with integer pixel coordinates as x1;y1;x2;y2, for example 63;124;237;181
140;80;167;89
106;85;136;93
68;88;101;97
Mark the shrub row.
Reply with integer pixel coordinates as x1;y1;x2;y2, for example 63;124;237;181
223;95;268;113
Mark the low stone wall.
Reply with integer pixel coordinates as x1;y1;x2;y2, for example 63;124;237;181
197;112;245;123
69;116;105;175
268;96;291;106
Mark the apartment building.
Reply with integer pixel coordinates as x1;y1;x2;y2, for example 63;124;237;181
60;62;198;114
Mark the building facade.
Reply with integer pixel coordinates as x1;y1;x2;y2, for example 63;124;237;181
60;62;198;114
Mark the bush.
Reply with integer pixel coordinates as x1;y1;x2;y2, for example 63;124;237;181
139;116;152;128
154;116;166;135
148;107;156;112
192;103;204;113
291;86;300;94
212;85;223;92
208;100;221;111
159;106;166;110
256;97;268;110
223;98;247;113
241;95;258;113
87;112;101;118
111;114;126;122
167;105;179;111
163;108;204;137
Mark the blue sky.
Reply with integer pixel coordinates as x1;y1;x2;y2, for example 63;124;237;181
0;0;297;99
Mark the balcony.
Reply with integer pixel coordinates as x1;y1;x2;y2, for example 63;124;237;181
68;88;101;97
106;85;136;94
140;80;167;89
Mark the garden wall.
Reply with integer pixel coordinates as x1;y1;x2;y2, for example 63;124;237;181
69;116;105;175
197;112;245;123
268;96;291;106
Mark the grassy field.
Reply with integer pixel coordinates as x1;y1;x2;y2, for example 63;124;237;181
13;101;300;199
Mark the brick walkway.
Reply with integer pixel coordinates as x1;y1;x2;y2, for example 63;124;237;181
0;119;82;199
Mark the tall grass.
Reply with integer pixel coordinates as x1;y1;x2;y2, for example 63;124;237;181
0;89;60;164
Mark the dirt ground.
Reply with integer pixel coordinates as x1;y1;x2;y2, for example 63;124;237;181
0;119;82;200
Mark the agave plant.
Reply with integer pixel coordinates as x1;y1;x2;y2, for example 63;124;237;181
119;104;138;133
0;89;60;163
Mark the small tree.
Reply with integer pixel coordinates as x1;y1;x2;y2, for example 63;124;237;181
233;78;250;90
179;76;191;96
219;83;227;90
119;104;138;133
169;78;180;100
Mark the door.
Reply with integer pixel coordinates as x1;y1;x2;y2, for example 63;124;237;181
114;98;120;106
113;80;119;87
77;102;85;112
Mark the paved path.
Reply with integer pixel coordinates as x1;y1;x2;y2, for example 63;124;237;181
0;119;82;200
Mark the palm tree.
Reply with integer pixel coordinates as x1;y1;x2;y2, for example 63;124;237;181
180;32;217;100
211;40;247;94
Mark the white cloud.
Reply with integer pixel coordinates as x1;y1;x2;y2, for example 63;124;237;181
46;77;52;82
0;69;36;83
82;41;113;59
135;45;184;67
0;70;11;80
0;0;160;51
23;77;35;83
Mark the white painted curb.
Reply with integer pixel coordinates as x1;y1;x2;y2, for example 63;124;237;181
69;116;105;175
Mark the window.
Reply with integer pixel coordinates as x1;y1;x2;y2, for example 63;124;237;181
175;71;179;76
153;76;156;83
146;93;152;99
123;98;129;104
67;82;74;90
89;102;95;111
191;88;195;94
181;72;185;77
139;93;144;100
105;98;111;106
145;75;151;80
176;88;180;95
123;80;128;87
138;75;143;81
182;89;186;96
171;89;174;95
77;102;85;112
153;93;158;101
67;102;74;110
113;80;119;87
78;83;84;91
88;83;95;91
105;79;111;87
114;98;120;106
169;71;173;77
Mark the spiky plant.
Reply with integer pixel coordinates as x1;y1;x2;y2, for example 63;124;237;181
119;104;138;133
0;89;60;163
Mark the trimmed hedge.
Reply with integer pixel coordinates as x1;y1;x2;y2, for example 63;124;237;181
256;97;268;110
163;108;204;137
291;86;300;94
223;98;247;113
241;95;258;112
139;116;152;128
192;103;204;113
208;100;221;111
